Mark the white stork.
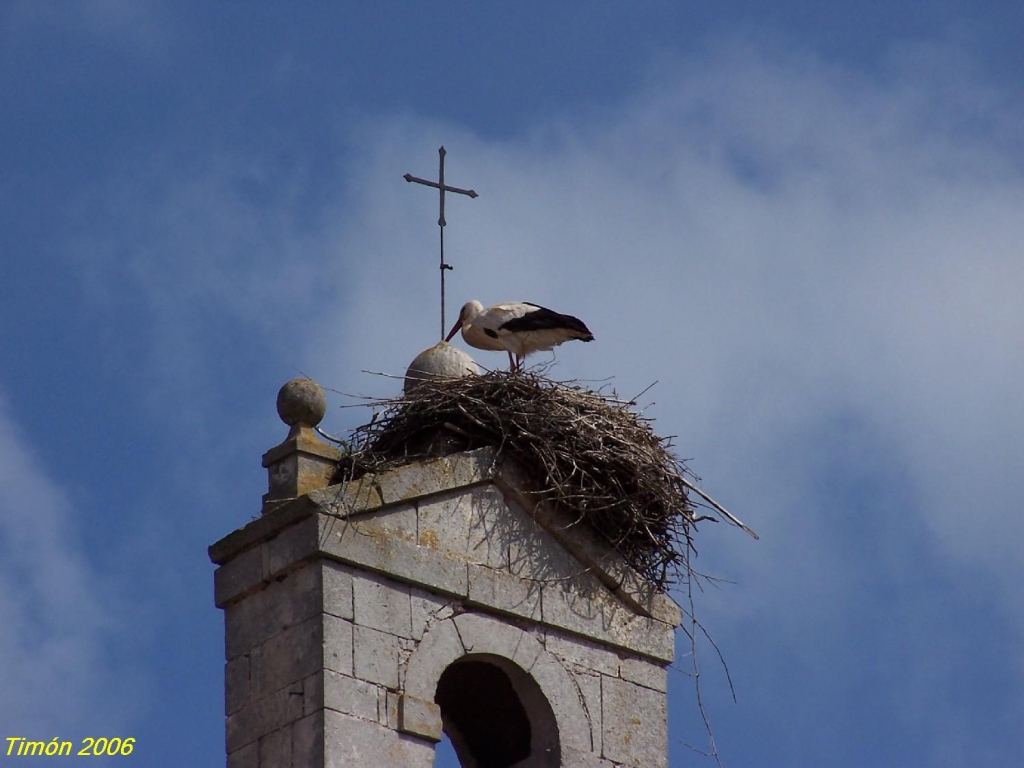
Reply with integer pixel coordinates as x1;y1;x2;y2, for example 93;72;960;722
445;300;594;370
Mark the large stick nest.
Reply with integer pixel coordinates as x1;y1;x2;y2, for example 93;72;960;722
332;371;749;591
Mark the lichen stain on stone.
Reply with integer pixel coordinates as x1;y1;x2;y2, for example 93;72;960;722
622;713;643;749
420;529;440;550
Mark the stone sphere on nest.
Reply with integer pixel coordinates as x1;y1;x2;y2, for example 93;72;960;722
404;342;479;395
276;377;328;427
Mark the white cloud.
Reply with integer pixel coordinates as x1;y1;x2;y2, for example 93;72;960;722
65;150;334;446
304;42;1024;763
0;391;134;737
44;34;1023;763
317;42;1024;586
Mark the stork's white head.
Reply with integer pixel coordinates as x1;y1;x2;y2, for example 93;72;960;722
445;300;484;341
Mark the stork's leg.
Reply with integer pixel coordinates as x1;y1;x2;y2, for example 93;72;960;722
507;351;516;371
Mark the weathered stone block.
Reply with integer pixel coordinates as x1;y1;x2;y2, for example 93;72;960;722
368;450;493;509
323;669;380;722
301;671;323;718
544;632;620;677
571;669;603;755
225;654;250;716
561;745;617;768
310;475;384;518
224;564;321;660
619;657;668;692
417;489;471;555
467;563;542;621
539;577;610;641
323;614;354;677
413;482;509;567
541;577;676;662
521;653;593;752
323;517;469;597
291;711;324;768
467;484;511;568
601;677;667;768
375;462;448;506
505;500;580;584
397;694;443;742
446;447;498;487
609;572;682;627
409;588;451;641
496;468;682;627
261;423;340;507
452;613;541;672
321;561;354;621
211;495;316;566
226;681;305;753
251;614;323;696
226;740;258;768
258;726;292;768
215;544;263;608
402;619;466;701
384;691;399;729
348;503;418;545
323;710;436;767
604;611;676;663
262;516;319;578
352;571;413;638
353;625;400;689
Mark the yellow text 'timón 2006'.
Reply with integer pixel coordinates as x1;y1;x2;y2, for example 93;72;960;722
5;736;137;757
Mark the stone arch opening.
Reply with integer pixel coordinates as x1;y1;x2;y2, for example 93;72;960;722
434;653;560;768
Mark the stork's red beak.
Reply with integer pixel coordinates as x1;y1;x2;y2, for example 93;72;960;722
444;317;462;342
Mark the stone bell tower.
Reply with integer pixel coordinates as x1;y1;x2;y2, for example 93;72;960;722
209;372;681;767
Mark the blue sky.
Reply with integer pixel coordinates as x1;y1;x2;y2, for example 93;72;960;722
2;2;1023;766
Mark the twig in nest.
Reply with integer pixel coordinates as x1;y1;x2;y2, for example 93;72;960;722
680;477;759;540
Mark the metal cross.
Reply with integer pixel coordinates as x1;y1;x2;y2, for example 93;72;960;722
404;146;478;338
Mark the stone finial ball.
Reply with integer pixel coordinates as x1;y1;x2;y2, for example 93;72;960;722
404;342;480;395
276;377;328;427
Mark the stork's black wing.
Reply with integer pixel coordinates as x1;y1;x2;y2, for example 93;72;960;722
500;304;594;339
